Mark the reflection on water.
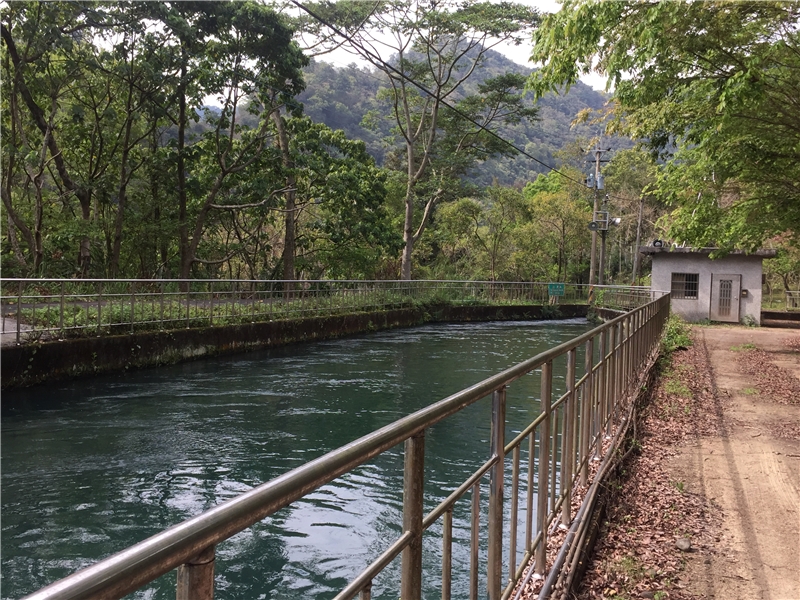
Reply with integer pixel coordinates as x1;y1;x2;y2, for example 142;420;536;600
2;319;592;599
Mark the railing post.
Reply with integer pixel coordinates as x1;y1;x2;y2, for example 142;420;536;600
442;508;453;600
624;315;631;394
580;337;593;486
594;330;606;459
634;310;639;381
535;361;552;575
97;282;103;334
360;581;372;600
488;386;506;599
59;280;65;332
159;280;165;330
176;545;215;600
209;281;214;326
401;431;425;600
16;280;23;343
130;281;135;334
470;483;480;600
605;325;615;435
562;348;576;526
509;445;520;586
618;317;626;395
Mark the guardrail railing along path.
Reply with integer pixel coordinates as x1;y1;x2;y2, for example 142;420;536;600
22;292;671;600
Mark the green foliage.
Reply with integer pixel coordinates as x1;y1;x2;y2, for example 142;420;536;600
661;314;692;355
299;51;615;187
528;1;800;251
0;0;658;284
730;342;757;351
1;1;312;279
664;378;692;399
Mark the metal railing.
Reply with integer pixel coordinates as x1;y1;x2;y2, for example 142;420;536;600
786;290;800;310
591;285;661;311
0;279;596;344
22;293;671;600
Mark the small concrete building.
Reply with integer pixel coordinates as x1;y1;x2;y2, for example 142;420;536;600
639;246;776;324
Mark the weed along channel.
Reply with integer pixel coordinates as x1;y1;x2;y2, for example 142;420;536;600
3;292;669;600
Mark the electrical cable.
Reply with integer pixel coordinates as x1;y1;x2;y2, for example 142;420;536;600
289;0;621;197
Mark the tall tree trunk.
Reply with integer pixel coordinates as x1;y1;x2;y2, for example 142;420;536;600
110;74;134;277
150;127;170;278
1;174;35;271
177;57;191;286
400;141;416;280
271;110;296;285
2;23;92;276
5;211;27;269
110;96;135;277
631;196;645;285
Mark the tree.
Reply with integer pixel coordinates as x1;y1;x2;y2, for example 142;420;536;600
433;187;525;281
1;2;116;275
521;168;592;282
274;117;400;279
305;0;539;278
528;0;800;250
1;1;308;280
763;234;800;303
602;149;660;284
143;1;307;280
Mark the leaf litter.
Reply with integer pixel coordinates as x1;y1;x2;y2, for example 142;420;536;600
568;332;725;600
733;342;800;406
515;331;800;599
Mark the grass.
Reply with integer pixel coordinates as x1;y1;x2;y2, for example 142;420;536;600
742;387;760;395
602;553;668;600
661;314;692;355
664;378;692;399
730;342;757;351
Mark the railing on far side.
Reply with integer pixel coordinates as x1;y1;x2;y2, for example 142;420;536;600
591;284;662;311
22;294;671;600
0;278;594;344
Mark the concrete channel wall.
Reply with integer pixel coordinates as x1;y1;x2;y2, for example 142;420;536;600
1;304;588;390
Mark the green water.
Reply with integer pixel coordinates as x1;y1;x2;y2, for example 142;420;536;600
1;319;593;599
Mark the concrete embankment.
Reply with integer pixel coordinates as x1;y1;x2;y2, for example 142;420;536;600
1;303;587;390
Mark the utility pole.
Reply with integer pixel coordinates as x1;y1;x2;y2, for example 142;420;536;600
587;140;611;285
598;195;609;285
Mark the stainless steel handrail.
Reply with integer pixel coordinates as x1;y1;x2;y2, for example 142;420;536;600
21;293;671;600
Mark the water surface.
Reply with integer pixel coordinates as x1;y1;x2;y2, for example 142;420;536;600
2;319;593;599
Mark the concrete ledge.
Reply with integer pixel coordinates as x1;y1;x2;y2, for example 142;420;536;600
1;303;588;390
761;310;800;322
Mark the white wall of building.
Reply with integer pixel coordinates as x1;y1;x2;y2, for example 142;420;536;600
650;252;765;324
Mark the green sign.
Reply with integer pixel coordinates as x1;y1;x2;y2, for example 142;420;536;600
548;283;565;297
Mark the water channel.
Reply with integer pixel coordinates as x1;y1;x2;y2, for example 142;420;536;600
2;318;594;600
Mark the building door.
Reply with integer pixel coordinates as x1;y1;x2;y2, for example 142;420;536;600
710;274;741;322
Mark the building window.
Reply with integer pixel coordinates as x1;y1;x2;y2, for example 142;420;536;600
671;273;699;299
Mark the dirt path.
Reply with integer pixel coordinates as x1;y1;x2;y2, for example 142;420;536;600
573;324;800;600
670;326;800;600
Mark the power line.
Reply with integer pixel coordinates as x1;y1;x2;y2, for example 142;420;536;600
289;0;605;194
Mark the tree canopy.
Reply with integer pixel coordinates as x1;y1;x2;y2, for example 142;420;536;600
528;0;800;251
302;0;540;279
